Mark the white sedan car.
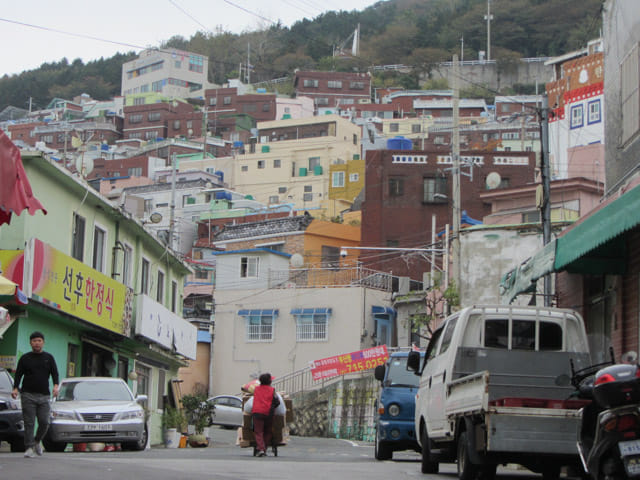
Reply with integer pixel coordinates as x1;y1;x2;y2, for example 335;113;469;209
44;377;148;452
207;395;243;429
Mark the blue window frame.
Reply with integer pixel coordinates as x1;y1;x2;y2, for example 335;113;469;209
570;104;584;129
238;309;278;342
291;308;331;341
588;99;601;125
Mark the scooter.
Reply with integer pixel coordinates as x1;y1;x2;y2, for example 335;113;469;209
570;349;640;480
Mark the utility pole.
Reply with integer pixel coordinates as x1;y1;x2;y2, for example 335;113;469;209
169;153;177;251
247;43;251;84
484;0;493;61
202;108;208;159
539;96;552;306
460;36;464;62
452;54;461;291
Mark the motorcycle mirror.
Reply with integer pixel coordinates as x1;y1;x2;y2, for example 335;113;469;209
622;351;638;364
555;374;571;386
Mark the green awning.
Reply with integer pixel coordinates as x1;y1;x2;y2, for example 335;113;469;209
554;185;640;274
500;239;557;304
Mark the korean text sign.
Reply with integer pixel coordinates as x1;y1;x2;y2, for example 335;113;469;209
310;345;389;381
24;238;132;335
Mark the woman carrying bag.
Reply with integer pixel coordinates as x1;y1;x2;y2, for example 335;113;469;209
251;373;280;457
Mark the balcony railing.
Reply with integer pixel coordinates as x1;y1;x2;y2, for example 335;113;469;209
268;266;392;291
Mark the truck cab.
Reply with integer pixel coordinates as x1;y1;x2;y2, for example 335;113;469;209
374;350;424;460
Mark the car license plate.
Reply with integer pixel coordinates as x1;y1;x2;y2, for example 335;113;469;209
84;424;113;431
623;456;640;477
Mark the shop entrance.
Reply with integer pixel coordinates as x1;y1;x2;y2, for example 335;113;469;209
81;341;115;377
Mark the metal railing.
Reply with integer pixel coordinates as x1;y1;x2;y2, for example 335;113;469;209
268;266;392;291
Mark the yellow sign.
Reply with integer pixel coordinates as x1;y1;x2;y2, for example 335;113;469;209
24;239;132;336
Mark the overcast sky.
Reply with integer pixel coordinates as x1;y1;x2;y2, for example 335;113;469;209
0;0;381;77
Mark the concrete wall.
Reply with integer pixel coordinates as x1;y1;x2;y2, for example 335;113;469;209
429;60;553;92
288;374;378;441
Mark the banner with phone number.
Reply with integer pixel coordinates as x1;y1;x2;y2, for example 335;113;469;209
310;345;389;381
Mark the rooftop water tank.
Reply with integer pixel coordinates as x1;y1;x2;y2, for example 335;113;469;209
387;136;412;150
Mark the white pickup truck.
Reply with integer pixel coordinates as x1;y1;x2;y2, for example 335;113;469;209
407;305;592;480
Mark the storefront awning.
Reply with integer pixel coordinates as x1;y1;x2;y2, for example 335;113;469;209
554;185;640;274
500;240;557;304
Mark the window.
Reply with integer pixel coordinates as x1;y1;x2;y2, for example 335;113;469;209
350;81;364;89
188;55;204;73
144;199;153;213
129;114;143;124
389;177;404;196
304;185;313;193
321;246;340;269
195;268;208;280
303;193;313;202
349;173;359;182
308;157;320;171
135;364;151;396
182;195;193;206
41;135;53;143
209;97;217;106
92;226;106;273
439;317;458;354
269;195;279;204
332;171;345;187
262;103;271;112
173;120;181;130
389;123;399;133
273;159;281;168
522;210;541;223
303;79;319;88
588;99;601;124
141;258;150;294
240;257;259;278
133;97;145;106
152;80;163;92
243;104;256;113
241;165;248;172
327;80;342;89
72;213;85;261
484;318;563;351
122;244;133;287
423;177;447;203
570;104;584;129
257;160;265;169
412;124;421;133
148;112;161;121
128;167;142;176
223;96;232;105
502;132;520;140
315;98;329;106
240;310;276;341
295;310;330;341
278;186;287;194
157;270;164;303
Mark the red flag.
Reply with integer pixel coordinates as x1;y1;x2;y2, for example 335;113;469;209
0;131;47;225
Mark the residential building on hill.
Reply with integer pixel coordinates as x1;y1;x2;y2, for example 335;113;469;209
121;48;211;99
294;71;372;111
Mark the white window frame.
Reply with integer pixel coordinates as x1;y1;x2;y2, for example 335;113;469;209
244;313;275;342
240;256;259;278
122;242;133;287
570;104;584;129
332;171;345;188
588;99;601;124
92;223;107;273
295;312;329;342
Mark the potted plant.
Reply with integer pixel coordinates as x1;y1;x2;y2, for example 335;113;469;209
181;394;215;447
162;406;185;448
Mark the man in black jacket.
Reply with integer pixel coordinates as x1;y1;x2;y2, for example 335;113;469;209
11;331;59;458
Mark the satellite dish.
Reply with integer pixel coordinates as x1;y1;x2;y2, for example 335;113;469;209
149;212;163;223
290;254;304;268
485;172;502;190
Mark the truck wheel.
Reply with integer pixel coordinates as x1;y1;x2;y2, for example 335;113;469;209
457;431;480;480
375;428;392;460
420;427;439;474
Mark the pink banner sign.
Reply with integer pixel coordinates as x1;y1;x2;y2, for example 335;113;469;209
310;345;389;381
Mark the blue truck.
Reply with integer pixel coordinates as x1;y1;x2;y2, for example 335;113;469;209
373;350;423;460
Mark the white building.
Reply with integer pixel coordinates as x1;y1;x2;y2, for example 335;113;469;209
121;48;212;100
210;249;394;395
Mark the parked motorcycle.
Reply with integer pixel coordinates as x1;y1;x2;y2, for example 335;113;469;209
570;348;640;480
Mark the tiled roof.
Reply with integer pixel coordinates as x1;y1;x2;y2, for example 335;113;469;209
213;213;313;241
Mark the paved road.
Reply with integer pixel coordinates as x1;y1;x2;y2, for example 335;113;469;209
0;427;550;480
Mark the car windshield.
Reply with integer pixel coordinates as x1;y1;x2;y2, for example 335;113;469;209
386;358;419;387
0;370;13;392
58;381;133;401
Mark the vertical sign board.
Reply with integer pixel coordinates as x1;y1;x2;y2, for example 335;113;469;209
310;345;389;381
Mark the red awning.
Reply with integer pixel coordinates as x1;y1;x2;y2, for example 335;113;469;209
0;131;47;225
